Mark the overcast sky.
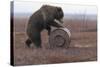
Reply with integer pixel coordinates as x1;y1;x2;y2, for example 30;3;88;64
14;1;97;15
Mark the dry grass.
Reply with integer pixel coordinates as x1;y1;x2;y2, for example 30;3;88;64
13;17;97;66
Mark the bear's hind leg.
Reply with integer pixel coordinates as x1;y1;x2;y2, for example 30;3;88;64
31;33;42;48
34;40;42;48
25;38;32;47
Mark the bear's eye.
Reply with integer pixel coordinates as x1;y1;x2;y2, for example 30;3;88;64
57;7;62;11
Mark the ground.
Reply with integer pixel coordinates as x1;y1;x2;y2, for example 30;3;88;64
13;17;97;66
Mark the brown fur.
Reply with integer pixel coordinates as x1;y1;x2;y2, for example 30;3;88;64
26;5;64;48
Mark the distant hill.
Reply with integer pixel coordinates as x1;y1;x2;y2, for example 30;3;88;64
64;14;97;21
14;13;97;21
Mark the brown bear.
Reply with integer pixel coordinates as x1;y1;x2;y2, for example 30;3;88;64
26;5;64;48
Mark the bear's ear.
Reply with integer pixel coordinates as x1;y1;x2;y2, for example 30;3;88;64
42;5;48;7
42;4;51;8
41;5;48;8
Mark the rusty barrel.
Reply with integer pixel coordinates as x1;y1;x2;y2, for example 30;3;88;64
49;28;71;48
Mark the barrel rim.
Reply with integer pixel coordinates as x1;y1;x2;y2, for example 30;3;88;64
50;28;71;38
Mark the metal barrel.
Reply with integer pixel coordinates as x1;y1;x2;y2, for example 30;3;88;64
49;28;71;48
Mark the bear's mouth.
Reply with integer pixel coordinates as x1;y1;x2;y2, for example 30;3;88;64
54;18;63;25
59;18;63;23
